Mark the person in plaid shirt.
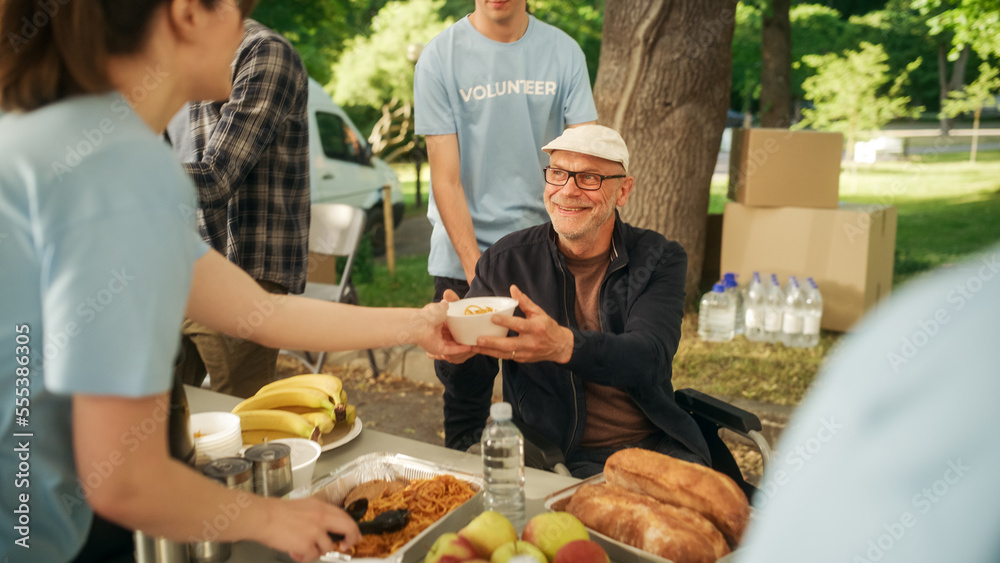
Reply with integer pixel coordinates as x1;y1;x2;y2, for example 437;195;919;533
168;19;310;397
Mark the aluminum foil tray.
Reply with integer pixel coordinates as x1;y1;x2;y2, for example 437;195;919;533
543;473;675;563
544;474;745;563
291;452;483;563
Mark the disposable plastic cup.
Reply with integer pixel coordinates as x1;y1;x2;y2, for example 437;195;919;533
270;438;322;491
190;412;241;464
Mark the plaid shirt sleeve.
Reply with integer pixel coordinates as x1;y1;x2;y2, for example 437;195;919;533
184;33;305;209
182;22;311;294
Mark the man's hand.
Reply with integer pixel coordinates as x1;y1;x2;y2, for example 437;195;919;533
472;285;574;364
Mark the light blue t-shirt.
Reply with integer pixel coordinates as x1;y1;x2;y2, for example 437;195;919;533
737;247;1000;562
0;93;208;562
414;15;597;279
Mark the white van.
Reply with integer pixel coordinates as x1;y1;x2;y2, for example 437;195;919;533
307;79;404;253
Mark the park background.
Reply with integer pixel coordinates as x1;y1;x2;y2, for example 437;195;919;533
258;0;999;448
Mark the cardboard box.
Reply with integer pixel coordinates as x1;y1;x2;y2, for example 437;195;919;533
720;201;897;332
728;128;843;209
306;251;341;285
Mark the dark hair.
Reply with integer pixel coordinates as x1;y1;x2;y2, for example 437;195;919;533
0;0;255;112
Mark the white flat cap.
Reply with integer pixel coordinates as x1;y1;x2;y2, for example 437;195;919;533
542;124;630;174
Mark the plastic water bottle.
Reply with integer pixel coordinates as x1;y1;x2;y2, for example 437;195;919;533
802;278;823;347
743;272;767;342
723;273;745;336
698;282;735;342
763;274;784;343
781;276;808;347
482;402;525;530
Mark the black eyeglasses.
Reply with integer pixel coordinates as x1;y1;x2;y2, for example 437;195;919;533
543;166;626;191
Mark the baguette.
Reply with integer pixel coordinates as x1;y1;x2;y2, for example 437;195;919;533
604;448;750;547
565;483;729;563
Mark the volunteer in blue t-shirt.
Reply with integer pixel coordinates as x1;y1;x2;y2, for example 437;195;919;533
0;2;467;562
414;0;597;450
414;0;597;292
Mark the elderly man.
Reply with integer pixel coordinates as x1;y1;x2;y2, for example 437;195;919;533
435;125;710;478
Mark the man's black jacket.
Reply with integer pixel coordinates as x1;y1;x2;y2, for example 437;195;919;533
436;214;711;465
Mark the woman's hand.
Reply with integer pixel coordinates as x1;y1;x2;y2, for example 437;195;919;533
425;290;477;363
256;497;361;562
413;292;472;358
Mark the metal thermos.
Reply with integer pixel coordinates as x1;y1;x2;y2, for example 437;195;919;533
134;375;198;563
168;372;198;466
189;457;254;562
202;457;254;493
245;443;293;498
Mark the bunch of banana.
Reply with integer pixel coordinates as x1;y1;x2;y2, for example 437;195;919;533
232;374;357;446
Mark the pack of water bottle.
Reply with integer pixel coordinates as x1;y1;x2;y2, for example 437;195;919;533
698;271;823;347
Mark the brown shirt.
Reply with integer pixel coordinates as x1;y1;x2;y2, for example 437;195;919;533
564;252;658;448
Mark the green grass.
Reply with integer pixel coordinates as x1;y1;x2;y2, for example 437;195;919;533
362;151;1000;405
839;154;1000;285
672;317;838;406
355;253;435;308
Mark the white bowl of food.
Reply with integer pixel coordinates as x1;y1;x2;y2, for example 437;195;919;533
446;296;518;346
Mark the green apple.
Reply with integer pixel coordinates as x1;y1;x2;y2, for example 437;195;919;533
521;512;590;561
553;539;610;563
490;540;547;563
458;511;518;559
425;532;479;563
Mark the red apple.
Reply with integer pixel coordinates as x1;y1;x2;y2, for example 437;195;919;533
458;511;518;559
522;512;590;561
553;539;610;563
489;540;547;563
425;532;479;563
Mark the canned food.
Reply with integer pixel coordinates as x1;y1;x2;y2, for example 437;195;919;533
193;457;254;562
245;443;293;498
202;457;254;493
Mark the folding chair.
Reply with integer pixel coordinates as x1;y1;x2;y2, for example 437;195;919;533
282;203;379;376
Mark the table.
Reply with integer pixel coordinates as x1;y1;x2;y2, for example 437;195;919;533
185;385;582;562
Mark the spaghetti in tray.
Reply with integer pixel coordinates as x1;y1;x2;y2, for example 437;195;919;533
296;452;484;562
349;474;476;558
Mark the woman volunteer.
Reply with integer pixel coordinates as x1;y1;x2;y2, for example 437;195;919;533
0;1;467;561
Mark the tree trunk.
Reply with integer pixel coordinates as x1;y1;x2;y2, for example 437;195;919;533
971;107;981;163
594;0;737;305
938;44;972;135
760;0;792;128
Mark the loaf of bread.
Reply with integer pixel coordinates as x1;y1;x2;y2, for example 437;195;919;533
603;448;750;547
565;483;730;563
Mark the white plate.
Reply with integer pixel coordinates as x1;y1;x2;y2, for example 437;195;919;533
320;416;363;452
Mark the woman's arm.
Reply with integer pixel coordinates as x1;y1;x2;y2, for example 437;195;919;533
185;249;469;356
74;393;360;561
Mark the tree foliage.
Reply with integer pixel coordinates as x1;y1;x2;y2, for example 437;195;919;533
331;0;452;108
252;0;350;84
914;0;1000;58
732;3;950;116
849;8;941;109
530;0;604;85
732;4;763;113
732;4;858;113
941;63;1000;117
940;63;1000;162
796;42;923;157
